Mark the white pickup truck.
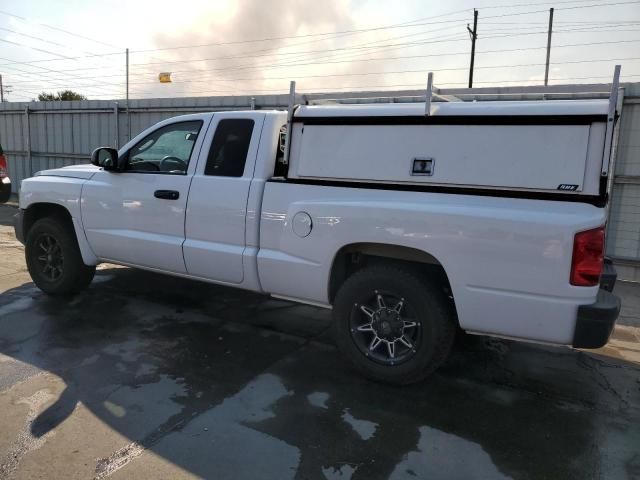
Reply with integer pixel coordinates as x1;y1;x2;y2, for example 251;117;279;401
14;89;621;384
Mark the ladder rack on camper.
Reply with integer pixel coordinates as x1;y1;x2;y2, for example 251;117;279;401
279;65;623;204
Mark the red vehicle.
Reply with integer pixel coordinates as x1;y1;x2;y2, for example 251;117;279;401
0;142;10;203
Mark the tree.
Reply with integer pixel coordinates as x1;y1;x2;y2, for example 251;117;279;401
37;90;87;101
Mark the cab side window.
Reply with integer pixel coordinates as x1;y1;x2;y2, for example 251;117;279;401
204;119;254;177
125;120;203;174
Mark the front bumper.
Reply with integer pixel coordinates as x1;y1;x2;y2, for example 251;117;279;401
572;288;621;349
13;208;24;244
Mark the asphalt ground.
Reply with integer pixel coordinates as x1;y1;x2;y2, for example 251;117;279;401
0;203;638;480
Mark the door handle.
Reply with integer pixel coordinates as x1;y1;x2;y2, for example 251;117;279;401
154;190;180;200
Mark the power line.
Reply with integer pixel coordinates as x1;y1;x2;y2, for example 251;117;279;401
0;30;126;94
0;9;122;49
8;36;640;88
6;34;471;78
0;61;126;95
478;0;640;8
0;8;126;85
128;15;470;54
143;55;639;85
0;8;469;71
0;0;637;73
0;8;468;68
20;24;638;83
128;30;469;79
136;34;640;77
0;26;72;49
486;22;640;31
118;1;640;54
13;67;640;99
0;25;127;85
0;0;618;63
0;50;122;68
0;4;629;71
3;1;639;99
133;26;463;69
0;37;75;60
0;6;169;96
62;25;640;75
51;71;640;99
484;19;640;25
0;9;461;96
14;54;637;93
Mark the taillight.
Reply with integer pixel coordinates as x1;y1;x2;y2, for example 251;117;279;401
570;226;605;286
0;154;6;178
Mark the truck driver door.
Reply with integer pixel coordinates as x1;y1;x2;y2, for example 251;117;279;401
82;114;212;272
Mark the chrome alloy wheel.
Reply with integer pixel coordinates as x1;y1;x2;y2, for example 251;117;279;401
349;290;421;365
34;233;64;281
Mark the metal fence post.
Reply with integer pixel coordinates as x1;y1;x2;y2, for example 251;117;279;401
24;106;32;177
126;48;130;141
114;102;119;148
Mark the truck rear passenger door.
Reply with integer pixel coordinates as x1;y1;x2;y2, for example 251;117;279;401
183;112;265;284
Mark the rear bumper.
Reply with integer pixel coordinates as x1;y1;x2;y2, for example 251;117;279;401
599;257;617;293
572;289;621;349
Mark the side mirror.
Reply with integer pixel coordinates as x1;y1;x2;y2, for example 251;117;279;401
91;147;120;171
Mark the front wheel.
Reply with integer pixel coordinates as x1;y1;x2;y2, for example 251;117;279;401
25;217;95;295
333;265;455;385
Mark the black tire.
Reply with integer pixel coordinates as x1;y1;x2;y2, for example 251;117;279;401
0;185;10;203
25;217;95;295
333;265;455;385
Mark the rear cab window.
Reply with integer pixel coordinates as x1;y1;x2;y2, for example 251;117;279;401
204;119;254;177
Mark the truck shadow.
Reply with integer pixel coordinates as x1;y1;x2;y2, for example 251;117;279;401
0;267;638;479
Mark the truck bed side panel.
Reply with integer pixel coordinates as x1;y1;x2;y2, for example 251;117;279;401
258;182;605;344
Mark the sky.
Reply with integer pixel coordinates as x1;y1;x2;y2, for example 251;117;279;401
0;0;639;101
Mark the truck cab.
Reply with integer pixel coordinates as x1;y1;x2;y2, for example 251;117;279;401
81;111;282;287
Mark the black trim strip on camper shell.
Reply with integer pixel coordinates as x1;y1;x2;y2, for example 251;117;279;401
292;114;608;126
268;177;607;207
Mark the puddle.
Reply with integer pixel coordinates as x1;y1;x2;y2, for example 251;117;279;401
0;297;34;317
389;426;511;480
322;464;357;479
341;409;378;441
95;373;299;479
307;391;330;409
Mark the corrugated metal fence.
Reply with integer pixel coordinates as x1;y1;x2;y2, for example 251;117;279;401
1;84;639;279
0;95;292;186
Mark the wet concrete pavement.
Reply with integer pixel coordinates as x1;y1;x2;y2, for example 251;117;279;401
0;204;639;479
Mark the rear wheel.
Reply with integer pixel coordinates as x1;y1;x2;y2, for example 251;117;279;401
333;265;455;385
25;217;95;295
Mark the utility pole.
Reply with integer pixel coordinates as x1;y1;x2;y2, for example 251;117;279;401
467;9;478;88
125;48;130;140
544;8;554;86
0;74;3;102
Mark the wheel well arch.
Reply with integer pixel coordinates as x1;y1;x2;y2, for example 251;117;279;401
23;202;73;239
328;242;453;304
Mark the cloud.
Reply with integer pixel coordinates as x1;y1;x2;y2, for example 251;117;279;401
142;0;357;96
